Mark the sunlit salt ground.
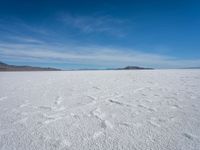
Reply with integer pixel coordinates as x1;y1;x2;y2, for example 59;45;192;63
0;70;200;150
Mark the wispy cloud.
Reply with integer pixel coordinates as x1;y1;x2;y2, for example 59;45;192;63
0;18;52;45
0;17;50;34
60;14;127;37
0;17;199;69
1;41;200;69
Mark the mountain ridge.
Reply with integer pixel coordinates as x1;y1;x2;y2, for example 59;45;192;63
116;66;154;70
0;61;61;71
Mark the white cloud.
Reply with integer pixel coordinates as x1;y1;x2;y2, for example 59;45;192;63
0;18;199;69
0;42;200;69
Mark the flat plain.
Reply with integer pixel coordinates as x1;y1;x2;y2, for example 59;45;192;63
0;70;200;150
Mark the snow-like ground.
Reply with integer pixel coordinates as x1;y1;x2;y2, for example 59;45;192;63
0;70;200;150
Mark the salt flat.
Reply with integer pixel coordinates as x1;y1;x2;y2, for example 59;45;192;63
0;70;200;150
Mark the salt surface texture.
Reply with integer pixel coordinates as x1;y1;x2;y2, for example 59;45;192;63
0;70;200;150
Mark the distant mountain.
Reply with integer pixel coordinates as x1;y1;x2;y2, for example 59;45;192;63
117;66;154;70
181;67;200;69
68;66;154;71
0;61;61;71
0;61;154;71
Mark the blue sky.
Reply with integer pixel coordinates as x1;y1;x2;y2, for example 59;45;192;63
0;0;200;69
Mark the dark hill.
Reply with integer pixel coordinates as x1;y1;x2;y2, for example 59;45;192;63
117;66;153;70
0;61;61;71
